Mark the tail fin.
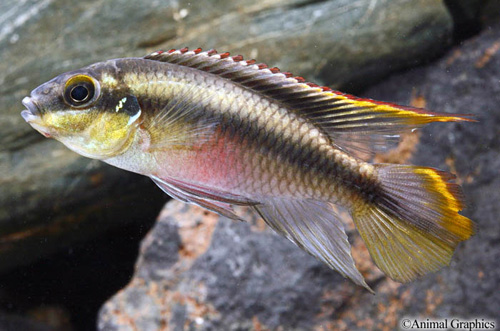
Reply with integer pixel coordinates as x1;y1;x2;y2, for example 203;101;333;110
351;164;475;283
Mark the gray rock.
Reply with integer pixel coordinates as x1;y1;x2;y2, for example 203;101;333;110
0;138;166;272
99;201;380;330
154;0;453;90
98;19;499;331
0;1;452;273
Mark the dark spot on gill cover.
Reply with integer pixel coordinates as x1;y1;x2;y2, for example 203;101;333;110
122;95;141;117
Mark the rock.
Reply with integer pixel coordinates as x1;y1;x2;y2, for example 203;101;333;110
153;0;453;90
98;20;500;330
98;200;382;330
0;0;453;272
0;139;166;273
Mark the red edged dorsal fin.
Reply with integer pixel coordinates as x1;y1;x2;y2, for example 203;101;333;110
144;48;475;161
232;55;243;62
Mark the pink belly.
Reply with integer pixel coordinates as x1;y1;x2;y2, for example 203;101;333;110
152;133;250;194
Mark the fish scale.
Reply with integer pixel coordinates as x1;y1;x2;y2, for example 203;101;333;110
21;48;475;291
155;66;346;199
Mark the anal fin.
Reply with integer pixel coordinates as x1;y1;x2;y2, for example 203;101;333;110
255;198;371;292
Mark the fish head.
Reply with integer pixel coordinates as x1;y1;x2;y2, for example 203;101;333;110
21;61;143;159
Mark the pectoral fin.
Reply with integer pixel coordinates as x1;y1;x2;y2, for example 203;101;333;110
145;84;220;151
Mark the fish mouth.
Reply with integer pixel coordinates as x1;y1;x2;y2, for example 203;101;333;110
21;96;41;122
21;96;53;138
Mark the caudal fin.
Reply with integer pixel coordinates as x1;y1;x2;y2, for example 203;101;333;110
351;164;475;283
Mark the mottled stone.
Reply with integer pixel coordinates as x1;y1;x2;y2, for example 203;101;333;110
99;200;382;330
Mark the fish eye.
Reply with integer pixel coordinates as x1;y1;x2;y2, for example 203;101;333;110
70;85;90;102
63;74;100;108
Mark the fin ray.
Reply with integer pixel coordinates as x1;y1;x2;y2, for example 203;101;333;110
145;84;220;151
351;164;475;282
145;48;473;161
151;175;256;221
255;198;371;291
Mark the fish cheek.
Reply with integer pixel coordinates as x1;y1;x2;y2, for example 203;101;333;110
43;111;95;135
86;112;136;157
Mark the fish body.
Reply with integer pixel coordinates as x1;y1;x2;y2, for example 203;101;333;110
22;48;475;291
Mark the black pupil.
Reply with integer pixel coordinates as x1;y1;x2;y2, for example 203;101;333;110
71;85;89;102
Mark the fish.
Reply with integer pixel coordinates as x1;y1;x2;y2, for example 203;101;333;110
21;47;475;291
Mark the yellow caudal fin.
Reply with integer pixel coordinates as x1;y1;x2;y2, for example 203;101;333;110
351;164;475;283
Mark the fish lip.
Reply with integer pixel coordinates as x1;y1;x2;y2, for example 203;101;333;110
22;96;40;117
21;96;52;137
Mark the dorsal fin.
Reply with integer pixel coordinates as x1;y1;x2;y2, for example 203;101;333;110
144;48;475;160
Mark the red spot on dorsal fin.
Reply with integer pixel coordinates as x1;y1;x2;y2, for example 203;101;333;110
168;49;176;54
246;59;256;65
232;55;244;62
207;49;217;56
307;83;319;88
295;76;305;83
193;48;202;54
220;52;230;59
257;63;268;70
155;50;164;54
179;47;189;53
320;86;331;92
282;72;293;78
269;67;280;73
